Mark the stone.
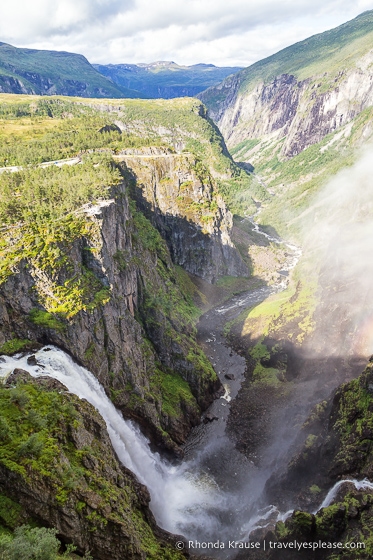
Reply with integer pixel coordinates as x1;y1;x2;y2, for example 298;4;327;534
119;147;248;282
27;355;37;365
201;50;373;160
204;412;219;423
0;177;221;454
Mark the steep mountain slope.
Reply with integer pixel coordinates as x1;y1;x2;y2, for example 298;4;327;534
0;371;185;560
0;43;141;98
199;10;373;244
241;362;373;560
94;61;242;99
0;95;258;454
207;15;373;547
200;10;373;161
0;93;263;557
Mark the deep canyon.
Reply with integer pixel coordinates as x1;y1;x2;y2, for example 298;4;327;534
1;9;373;560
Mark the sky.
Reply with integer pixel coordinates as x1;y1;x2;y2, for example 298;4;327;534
1;0;373;67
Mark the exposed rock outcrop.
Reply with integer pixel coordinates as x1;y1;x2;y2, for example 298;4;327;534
202;54;373;158
0;372;187;560
117;148;247;282
200;12;373;159
0;175;221;454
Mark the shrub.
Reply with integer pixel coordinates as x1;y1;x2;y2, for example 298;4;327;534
1;525;60;560
17;434;44;459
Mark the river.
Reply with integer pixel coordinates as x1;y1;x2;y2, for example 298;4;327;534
0;219;369;558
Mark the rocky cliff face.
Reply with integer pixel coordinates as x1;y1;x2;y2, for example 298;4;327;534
0;176;221;454
243;362;373;560
201;50;373;158
268;361;373;507
199;11;373;160
0;371;185;560
118;148;247;282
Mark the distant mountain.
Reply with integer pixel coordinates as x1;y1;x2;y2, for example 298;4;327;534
0;43;143;98
93;61;243;99
199;10;373;157
199;10;373;240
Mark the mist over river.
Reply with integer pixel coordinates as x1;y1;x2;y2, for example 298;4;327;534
2;167;373;558
0;225;307;558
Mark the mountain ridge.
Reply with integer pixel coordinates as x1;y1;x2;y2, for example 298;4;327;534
0;42;142;98
94;60;243;99
199;9;373;160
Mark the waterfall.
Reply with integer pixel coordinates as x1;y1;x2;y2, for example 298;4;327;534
314;478;373;513
0;347;227;540
2;346;373;556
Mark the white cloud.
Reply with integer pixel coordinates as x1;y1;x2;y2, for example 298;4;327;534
0;0;372;66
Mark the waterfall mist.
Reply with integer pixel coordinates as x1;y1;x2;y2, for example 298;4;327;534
1;149;373;557
253;145;373;514
300;144;373;361
0;345;298;558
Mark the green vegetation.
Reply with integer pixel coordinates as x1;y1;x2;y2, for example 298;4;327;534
174;265;208;308
224;275;318;386
186;346;217;381
0;379;185;560
126;203;218;422
91;96;239;178
28;310;65;332
0;338;32;356
201;11;373;244
331;366;373;474
0;93;221;446
0;42;134;98
152;368;198;418
130;201;169;261
0;95;263;218
1;211;112;319
243;278;317;341
130;201;202;330
309;484;322;495
0;104;160;167
277;491;373;558
94;60;242;99
216;169;269;216
0;154;120;223
0;524;88;559
273;366;373;557
216;275;256;297
0;382;79;480
202;10;373;112
230;138;260;157
137;246;216;419
250;123;361;240
0;495;21;529
0;122;122;317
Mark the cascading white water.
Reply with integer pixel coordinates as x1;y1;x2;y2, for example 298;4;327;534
314;478;373;513
0;347;228;540
1;346;373;556
1;218;371;555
